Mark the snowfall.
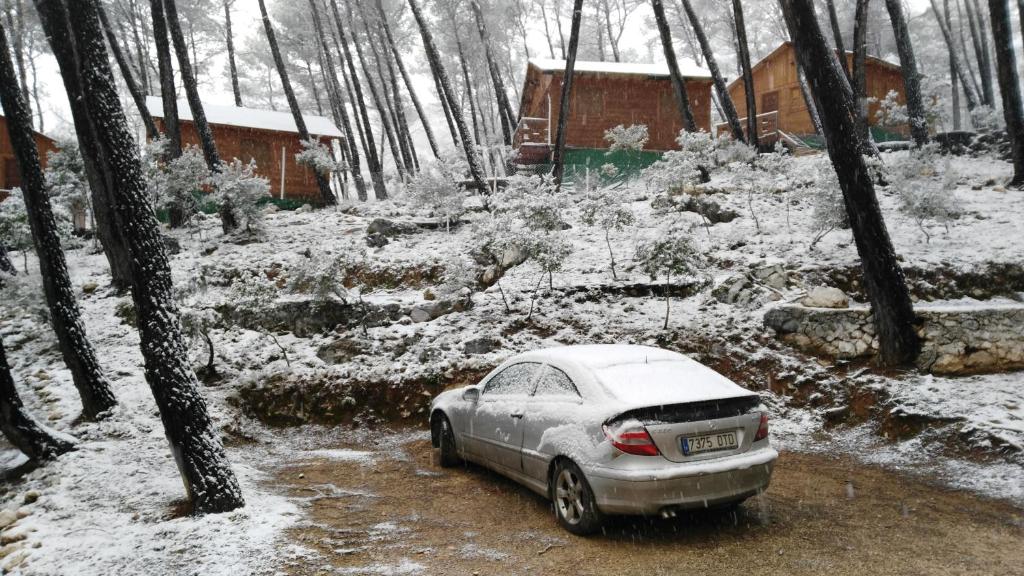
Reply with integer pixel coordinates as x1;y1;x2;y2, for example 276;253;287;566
0;148;1022;575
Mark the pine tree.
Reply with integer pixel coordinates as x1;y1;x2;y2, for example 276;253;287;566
733;0;757;144
780;0;920;366
988;0;1024;185
35;0;245;513
224;0;243;107
884;0;929;146
551;0;584;190
651;0;698;132
0;16;118;421
0;336;75;462
679;0;744;142
930;0;981;110
149;0;182;158
470;0;518;145
96;2;157;140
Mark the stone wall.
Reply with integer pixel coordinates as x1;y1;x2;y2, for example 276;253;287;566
764;303;1024;375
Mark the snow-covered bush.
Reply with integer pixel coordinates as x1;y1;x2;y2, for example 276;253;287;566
287;252;350;304
580;187;635;279
208;159;270;234
440;254;479;299
227;270;290;365
45;139;91;234
644;131;715;191
295;137;344;176
146;145;208;228
604;124;649;153
805;157;849;247
969;105;1003;134
180;306;221;379
405;164;464;231
491;173;567;232
889;145;961;242
634;224;701;329
0;190;33;272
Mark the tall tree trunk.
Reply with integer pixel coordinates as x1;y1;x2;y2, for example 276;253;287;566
780;0;920;367
947;0;963;129
470;0;517;145
376;0;440;160
825;0;851;81
349;2;407;180
164;0;220;170
0;336;75;462
797;61;824;136
964;0;995;105
97;1;158;140
930;0;981;110
733;0;757;145
988;0;1024;185
652;0;699;133
955;0;984;101
329;0;387;200
407;0;486;191
551;0;583;190
539;1;557;59
852;0;870;140
680;0;744;142
39;0;245;513
150;0;181;158
310;0;367;199
2;0;29;111
257;0;337;205
971;0;994;104
884;0;929;146
224;0;242;107
601;0;621;62
0;17;118;421
455;34;483;146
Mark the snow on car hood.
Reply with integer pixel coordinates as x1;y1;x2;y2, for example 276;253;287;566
592;358;754;410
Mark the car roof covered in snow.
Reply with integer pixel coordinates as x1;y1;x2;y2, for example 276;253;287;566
144;96;344;139
528;58;711;80
514;345;754;407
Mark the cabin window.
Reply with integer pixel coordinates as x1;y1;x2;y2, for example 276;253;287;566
240;138;273;172
3;158;21;190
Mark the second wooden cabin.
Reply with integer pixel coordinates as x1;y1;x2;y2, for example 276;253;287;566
722;41;907;147
145;97;343;204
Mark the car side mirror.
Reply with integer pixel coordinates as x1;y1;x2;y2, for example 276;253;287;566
463;387;481;403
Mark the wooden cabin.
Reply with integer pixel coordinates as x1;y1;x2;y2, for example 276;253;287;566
0;115;58;198
722;42;906;146
514;59;713;164
145;97;343;203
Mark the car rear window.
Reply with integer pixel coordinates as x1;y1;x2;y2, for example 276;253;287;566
595;359;748;407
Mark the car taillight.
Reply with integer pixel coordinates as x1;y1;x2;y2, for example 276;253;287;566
754;412;770;441
603;420;660;456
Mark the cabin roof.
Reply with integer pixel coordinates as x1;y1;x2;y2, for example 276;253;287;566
144;96;344;139
528;58;711;80
0;115;58;145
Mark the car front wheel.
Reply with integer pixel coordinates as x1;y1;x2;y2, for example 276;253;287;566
552;460;603;535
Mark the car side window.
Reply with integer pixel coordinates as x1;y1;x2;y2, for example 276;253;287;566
483;363;540;396
533;366;580;398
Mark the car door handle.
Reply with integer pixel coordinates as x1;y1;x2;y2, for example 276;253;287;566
510;412;524;419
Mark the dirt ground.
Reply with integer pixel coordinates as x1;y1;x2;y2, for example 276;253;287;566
276;431;1024;576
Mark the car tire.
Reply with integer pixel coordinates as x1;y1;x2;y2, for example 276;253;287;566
551;459;603;536
435;414;460;468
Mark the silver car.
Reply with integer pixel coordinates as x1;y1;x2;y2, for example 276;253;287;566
429;344;778;534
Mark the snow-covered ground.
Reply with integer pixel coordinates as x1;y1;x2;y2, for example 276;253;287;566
1;151;1022;573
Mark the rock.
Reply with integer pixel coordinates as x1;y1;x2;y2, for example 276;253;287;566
1;549;27;572
0;512;15;531
801;287;849;309
0;542;23;559
262;203;280;214
365;232;389;248
366;218;420;237
464;337;501;355
316;338;371;364
398;315;413;326
202;244;218;256
0;527;27;546
410;306;433;323
712;274;760;305
161;235;181;255
295;204;313;213
752;264;787;290
21;492;38;506
81;281;99;294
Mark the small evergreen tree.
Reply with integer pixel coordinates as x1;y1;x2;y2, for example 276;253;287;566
579;187;635;280
0;190;33;272
208;159;271;235
635;224;701;329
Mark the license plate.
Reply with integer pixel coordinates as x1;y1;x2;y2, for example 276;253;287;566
681;431;738;455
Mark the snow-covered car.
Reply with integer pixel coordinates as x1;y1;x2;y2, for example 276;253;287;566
429;344;778;534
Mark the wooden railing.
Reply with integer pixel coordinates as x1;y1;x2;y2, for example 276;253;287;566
715;110;780;147
513;116;550;148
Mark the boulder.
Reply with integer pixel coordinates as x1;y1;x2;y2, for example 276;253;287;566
317;338;371;364
366;218;420;237
801;287;849;309
21;492;38;505
81;281;99;295
751;264;787;290
365;232;389;248
161;235;181;255
464;337;501;355
0;511;15;531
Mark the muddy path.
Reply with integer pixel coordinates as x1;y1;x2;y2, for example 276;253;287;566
272;429;1024;575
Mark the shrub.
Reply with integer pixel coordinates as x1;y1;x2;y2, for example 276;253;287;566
635;224;701;329
209;159;271;235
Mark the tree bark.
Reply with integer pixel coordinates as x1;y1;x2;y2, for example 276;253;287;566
224;0;243;107
651;0;699;133
455;34;483;146
310;0;367;200
964;0;995;105
796;62;824;136
780;0;920;367
97;2;157;140
329;0;387;200
0;17;118;420
679;0;744;142
825;0;851;81
932;0;981;110
42;0;246;513
884;0;929;146
257;0;337;206
852;0;870;139
551;0;583;190
988;0;1024;186
0;335;75;462
470;0;517;145
149;0;181;158
733;0;757;145
376;0;440;160
407;0;486;191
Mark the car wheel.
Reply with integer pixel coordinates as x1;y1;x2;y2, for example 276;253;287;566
435;414;460;468
551;460;603;535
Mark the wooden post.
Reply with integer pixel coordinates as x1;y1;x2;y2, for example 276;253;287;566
280;145;286;200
